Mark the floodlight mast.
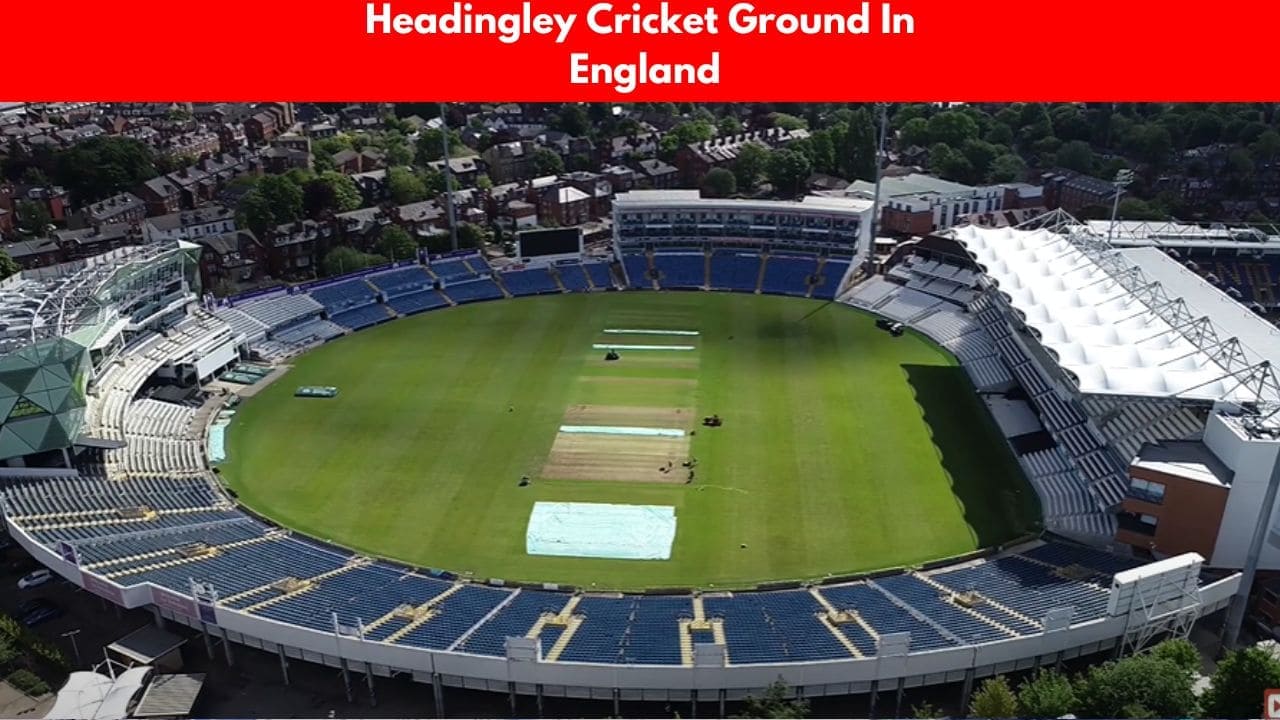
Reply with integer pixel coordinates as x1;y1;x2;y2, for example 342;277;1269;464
440;103;459;253
868;102;889;271
1108;168;1135;243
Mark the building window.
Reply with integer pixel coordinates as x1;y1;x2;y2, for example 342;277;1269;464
1118;511;1158;537
1129;478;1166;505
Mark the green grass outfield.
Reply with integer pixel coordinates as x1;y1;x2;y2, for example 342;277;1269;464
222;292;1039;590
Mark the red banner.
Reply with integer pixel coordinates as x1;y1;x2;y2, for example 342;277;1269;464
5;0;1279;101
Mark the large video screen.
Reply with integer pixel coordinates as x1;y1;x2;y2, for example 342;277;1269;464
518;227;582;258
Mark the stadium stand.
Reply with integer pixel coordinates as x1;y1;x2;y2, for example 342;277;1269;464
761;255;819;297
653;252;706;289
309;278;379;314
812;259;851;300
499;268;561;297
443;278;504;304
331;304;393;331
387;289;450;316
709;251;762;292
0;232;1243;707
368;266;434;298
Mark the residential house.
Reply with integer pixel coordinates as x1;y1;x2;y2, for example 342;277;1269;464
78;192;146;229
675;128;811;185
266;219;329;279
601;165;637;194
244;111;279;146
1;237;62;269
634;158;679;189
25;186;70;223
426;155;482;187
138;175;184;216
482;140;537;183
1041;169;1119;213
196;230;264;293
54;224;143;260
564;171;614;217
142;206;237;242
260;146;313;173
605;133;660;165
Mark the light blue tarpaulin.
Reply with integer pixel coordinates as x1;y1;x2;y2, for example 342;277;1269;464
206;423;227;463
559;425;686;437
526;502;677;560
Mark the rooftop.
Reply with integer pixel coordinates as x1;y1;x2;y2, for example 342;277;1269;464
1132;440;1234;487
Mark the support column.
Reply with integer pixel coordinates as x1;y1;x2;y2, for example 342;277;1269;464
151;607;164;628
718;689;726;718
1055;650;1065;672
277;645;290;686
959;668;976;712
200;623;214;660
867;680;879;720
339;658;353;703
431;672;445;718
894;678;905;718
691;689;698;718
613;689;620;718
365;662;377;707
510;682;518;717
535;684;544;718
221;627;234;666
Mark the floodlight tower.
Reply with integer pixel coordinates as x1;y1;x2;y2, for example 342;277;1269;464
1107;168;1135;243
867;102;889;271
439;103;459;253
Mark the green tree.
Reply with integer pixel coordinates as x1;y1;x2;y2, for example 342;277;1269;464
959;139;1001;183
456;222;490;249
1055;140;1096;174
969;675;1018;718
388;167;429;204
552;104;590;137
842;108;877;181
765;148;812;198
257;174;304;225
475;174;493;190
1150;638;1200;677
768;113;808;131
15;200;52;235
926;110;979;147
414;127;466;164
658;120;716;159
322;246;386;276
734;142;770;191
302;172;362;218
1016;669;1077;718
731;680;810;719
987;153;1027;183
53;136;158;203
1074;652;1198;719
701;167;737;198
928;143;972;182
0;249;19;281
898;117;931;148
531;148;565;176
236;189;276;238
1202;645;1280;719
718;116;744;135
379;225;418;260
1252;129;1280;162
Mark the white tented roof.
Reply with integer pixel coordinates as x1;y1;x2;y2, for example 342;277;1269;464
953;225;1259;402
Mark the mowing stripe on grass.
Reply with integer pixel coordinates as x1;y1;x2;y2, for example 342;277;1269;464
603;329;700;336
592;343;696;351
559;425;686;437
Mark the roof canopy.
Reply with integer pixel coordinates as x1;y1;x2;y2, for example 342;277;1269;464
952;223;1280;406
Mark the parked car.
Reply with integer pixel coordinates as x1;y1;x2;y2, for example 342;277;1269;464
16;569;52;589
20;599;62;627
